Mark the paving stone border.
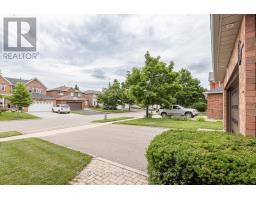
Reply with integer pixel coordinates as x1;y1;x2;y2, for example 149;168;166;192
70;157;148;185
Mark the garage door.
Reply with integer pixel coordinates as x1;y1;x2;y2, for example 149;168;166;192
67;102;82;110
230;87;239;133
28;101;54;112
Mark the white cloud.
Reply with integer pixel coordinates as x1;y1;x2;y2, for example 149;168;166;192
0;15;212;90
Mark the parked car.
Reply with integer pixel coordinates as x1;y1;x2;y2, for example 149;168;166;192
10;106;18;112
156;105;198;118
103;105;117;110
52;104;70;114
131;105;141;109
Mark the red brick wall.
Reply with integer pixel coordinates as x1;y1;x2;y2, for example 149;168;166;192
223;15;256;136
0;75;13;95
244;15;256;137
26;79;47;95
207;93;223;119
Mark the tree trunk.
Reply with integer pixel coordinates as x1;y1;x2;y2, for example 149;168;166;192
128;104;131;112
146;106;149;118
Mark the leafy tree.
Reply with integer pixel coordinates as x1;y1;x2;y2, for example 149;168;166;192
120;82;135;112
126;51;179;118
175;68;206;110
98;79;122;109
9;82;33;113
74;84;79;90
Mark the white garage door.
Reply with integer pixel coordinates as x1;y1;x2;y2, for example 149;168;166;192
28;101;54;112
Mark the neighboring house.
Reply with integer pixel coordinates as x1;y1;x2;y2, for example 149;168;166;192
84;90;101;107
211;14;256;136
47;86;86;110
0;74;55;112
205;72;223;119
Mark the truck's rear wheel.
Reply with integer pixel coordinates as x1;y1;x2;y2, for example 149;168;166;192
161;112;167;118
185;112;193;118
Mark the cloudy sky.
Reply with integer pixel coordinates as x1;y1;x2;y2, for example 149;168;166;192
0;15;212;91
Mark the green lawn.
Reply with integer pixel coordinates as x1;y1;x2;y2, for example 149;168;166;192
0;131;22;138
115;118;223;130
0;138;92;184
0;112;39;121
93;117;133;123
90;107;131;113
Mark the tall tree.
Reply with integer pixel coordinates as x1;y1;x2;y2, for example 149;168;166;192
120;82;135;112
9;82;33;112
98;79;122;109
74;84;79;90
126;51;179;118
175;68;206;109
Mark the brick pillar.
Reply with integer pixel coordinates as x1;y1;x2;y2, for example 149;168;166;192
244;15;256;137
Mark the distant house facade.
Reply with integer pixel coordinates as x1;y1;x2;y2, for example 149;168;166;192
47;86;86;110
205;72;223;119
84;90;101;107
0;74;55;112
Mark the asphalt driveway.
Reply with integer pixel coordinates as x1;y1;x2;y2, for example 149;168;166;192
42;124;165;171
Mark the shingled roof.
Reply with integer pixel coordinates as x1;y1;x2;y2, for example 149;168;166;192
4;77;30;85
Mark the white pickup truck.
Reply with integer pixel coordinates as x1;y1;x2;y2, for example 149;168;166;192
52;104;71;114
156;105;198;118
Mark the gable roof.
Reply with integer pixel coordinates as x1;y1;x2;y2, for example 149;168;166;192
47;86;71;92
4;77;30;85
3;77;47;89
84;90;101;95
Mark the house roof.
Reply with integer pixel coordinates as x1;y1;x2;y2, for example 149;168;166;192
211;14;243;81
47;86;71;92
208;72;214;82
31;93;55;100
56;95;85;101
84;90;101;95
204;88;224;94
4;77;30;85
3;77;47;89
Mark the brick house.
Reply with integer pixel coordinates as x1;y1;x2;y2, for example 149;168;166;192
205;72;223;119
0;74;55;112
211;14;256;136
84;90;101;107
47;86;86;110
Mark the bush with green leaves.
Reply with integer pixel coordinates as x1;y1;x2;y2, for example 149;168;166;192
146;130;256;184
192;102;207;112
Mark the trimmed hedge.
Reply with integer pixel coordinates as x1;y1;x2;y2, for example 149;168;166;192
146;130;256;184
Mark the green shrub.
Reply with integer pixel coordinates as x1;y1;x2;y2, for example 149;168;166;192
146;130;256;184
192;102;207;112
196;116;206;122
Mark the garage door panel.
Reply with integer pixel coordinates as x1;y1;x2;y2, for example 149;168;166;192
67;102;82;110
28;101;54;112
230;87;239;133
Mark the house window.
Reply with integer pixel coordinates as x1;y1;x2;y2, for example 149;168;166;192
78;93;81;97
59;92;64;96
0;83;6;91
70;92;74;97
